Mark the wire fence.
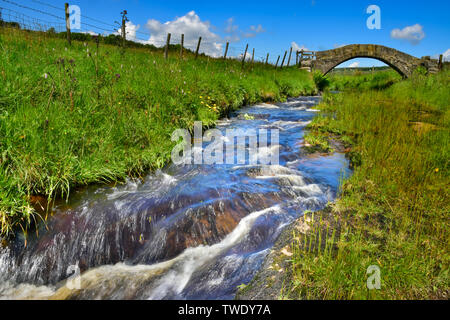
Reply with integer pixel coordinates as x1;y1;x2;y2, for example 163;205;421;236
0;0;310;67
0;6;64;32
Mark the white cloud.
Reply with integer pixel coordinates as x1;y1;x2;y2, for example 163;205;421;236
225;18;238;33
224;17;240;42
115;21;141;42
225;18;266;41
125;21;140;41
242;24;266;39
112;12;266;57
237;51;252;61
391;24;425;45
442;49;450;62
333;43;347;49
250;24;265;33
143;11;223;57
291;42;309;52
224;34;240;42
348;61;360;68
243;32;256;38
431;49;450;61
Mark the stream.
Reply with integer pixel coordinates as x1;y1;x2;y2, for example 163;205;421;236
0;96;349;300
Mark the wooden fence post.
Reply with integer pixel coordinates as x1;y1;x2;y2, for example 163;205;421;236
299;49;304;68
280;51;287;68
439;54;443;70
265;53;269;65
195;36;202;59
180;34;184;59
64;3;71;46
223;42;229;59
251;48;255;65
120;10;128;49
164;33;171;59
275;55;280;68
241;44;248;68
287;47;292;66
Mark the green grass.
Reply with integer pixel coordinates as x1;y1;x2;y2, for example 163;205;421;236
303;70;401;155
303;131;333;153
328;69;402;91
0;27;316;237
288;69;449;299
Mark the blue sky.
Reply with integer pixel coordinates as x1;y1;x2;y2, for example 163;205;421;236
1;0;449;67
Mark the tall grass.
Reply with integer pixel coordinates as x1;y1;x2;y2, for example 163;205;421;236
0;27;316;237
328;69;402;91
288;70;449;299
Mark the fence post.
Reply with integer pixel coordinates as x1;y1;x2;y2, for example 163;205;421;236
275;55;280;68
251;48;255;65
287;47;292;66
439;54;443;70
120;10;128;49
299;49;304;68
64;3;71;46
195;36;202;59
241;44;248;68
265;53;269;65
180;34;184;59
164;33;171;59
223;42;229;59
280;51;287;68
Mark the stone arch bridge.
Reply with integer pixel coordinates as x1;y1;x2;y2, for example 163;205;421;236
299;44;440;78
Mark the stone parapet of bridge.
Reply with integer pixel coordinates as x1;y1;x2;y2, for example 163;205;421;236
312;44;440;78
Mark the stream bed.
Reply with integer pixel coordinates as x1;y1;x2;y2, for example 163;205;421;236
0;96;350;300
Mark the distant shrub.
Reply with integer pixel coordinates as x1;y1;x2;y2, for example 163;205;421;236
0;21;21;29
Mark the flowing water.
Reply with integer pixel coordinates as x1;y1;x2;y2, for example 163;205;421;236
0;96;350;300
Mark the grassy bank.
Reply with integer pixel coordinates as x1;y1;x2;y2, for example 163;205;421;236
0;27;316;237
288;69;449;299
328;69;402;91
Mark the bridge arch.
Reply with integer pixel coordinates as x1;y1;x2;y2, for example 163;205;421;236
322;56;406;77
313;44;439;78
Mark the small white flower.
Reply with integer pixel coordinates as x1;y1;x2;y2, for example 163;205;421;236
43;73;48;79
